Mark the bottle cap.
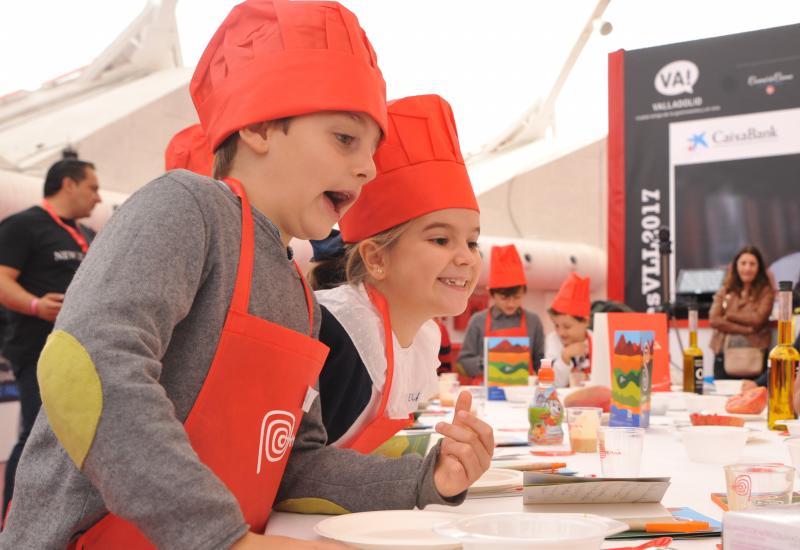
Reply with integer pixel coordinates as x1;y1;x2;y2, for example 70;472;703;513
538;366;554;382
779;280;793;292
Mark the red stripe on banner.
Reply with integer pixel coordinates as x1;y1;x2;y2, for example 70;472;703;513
607;50;626;302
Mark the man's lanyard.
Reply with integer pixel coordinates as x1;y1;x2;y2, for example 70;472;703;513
41;200;89;253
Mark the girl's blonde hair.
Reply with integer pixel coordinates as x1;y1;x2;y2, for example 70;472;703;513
307;221;410;290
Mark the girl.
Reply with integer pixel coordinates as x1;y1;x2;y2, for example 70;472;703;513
310;94;482;453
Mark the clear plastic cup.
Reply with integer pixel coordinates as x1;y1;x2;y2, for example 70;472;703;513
438;376;460;407
464;385;487;417
723;463;795;511
567;407;603;453
597;426;645;477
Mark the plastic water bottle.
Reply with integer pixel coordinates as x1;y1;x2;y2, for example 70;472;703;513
528;361;564;445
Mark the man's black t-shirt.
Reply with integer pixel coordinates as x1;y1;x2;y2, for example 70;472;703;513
0;206;94;367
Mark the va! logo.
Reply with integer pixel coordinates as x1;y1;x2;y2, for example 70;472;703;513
654;60;699;96
256;410;296;473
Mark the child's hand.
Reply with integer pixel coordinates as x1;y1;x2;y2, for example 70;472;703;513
562;341;586;363
231;532;353;549
432;391;494;498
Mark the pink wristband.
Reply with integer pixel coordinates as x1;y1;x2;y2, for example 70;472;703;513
30;298;39;316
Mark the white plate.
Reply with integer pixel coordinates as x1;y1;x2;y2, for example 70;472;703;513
712;379;744;395
746;429;773;443
434;512;629;549
778;419;800;435
314;510;462;550
468;468;523;494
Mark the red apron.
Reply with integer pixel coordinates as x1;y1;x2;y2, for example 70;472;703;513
342;285;412;454
584;333;593;376
484;308;531;371
71;178;329;548
456;309;532;386
472;307;534;385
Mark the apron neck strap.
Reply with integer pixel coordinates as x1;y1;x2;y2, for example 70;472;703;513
293;261;315;336
365;284;395;416
485;307;526;335
222;177;315;336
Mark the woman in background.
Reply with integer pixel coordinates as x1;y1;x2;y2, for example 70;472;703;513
709;245;774;382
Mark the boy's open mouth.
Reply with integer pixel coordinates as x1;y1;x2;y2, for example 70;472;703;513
324;190;355;214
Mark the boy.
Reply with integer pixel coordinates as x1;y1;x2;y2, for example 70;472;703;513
457;244;544;382
545;273;592;388
0;2;492;549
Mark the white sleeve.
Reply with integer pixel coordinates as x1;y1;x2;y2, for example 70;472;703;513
546;332;571;388
420;320;442;400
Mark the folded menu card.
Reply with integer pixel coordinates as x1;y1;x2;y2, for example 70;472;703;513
523;472;670;504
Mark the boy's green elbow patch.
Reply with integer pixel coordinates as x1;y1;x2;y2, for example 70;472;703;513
37;330;103;469
273;498;350;515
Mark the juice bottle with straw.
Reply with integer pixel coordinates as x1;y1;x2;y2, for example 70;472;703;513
528;361;564;445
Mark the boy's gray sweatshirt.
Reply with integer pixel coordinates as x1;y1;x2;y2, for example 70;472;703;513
0;171;460;550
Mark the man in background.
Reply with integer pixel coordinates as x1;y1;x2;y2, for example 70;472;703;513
0;158;100;514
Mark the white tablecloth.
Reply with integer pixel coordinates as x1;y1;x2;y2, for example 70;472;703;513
266;399;794;549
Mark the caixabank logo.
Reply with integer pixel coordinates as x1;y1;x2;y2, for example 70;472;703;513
687;125;777;152
687;132;708;151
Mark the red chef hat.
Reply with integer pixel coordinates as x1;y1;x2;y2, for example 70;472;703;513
551;272;591;318
488;245;526;290
190;0;387;151
164;124;214;176
339;94;478;243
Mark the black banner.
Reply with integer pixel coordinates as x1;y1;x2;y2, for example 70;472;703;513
610;24;800;311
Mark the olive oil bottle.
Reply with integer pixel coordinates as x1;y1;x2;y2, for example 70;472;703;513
768;280;799;430
683;307;704;394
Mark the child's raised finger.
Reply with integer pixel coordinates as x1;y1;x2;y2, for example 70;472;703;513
452;390;472;421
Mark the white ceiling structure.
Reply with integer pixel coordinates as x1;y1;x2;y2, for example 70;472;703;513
0;0;195;193
0;0;610;207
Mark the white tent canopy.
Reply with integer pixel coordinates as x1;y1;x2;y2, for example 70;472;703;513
0;0;614;295
0;0;195;192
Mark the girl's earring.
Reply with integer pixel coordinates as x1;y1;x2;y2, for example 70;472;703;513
375;267;384;276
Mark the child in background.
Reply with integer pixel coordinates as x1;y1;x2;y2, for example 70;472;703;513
1;3;490;549
310;95;492;454
163;123;214;176
545;272;593;388
435;318;454;374
457;244;544;383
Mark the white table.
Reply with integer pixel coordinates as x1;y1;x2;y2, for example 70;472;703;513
267;399;794;549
